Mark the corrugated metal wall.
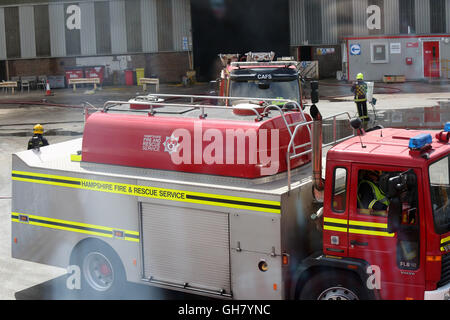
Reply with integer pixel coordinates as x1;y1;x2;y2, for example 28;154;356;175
321;0;337;44
0;0;448;59
430;0;447;34
384;0;399;34
156;0;173;51
141;0;158;53
0;0;191;60
19;6;36;58
34;5;51;57
0;8;6;60
415;0;430;34
447;0;450;33
352;0;368;36
80;2;96;55
125;0;143;53
109;0;127;54
289;0;306;46
304;0;322;44
48;3;66;57
172;0;191;51
5;7;20;59
290;0;447;46
94;1;111;55
399;0;415;34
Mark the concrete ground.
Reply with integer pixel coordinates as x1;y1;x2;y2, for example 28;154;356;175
0;79;449;299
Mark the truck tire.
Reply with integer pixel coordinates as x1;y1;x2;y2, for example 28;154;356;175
299;271;367;300
70;239;126;297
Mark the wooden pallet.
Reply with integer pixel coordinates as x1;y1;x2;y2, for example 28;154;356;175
383;75;405;83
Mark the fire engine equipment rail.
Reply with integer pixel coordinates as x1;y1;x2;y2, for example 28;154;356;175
286;111;355;190
101;93;312;142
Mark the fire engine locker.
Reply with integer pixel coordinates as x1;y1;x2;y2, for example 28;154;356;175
140;202;231;295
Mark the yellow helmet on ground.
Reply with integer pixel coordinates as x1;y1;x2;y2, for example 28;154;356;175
33;124;44;134
356;73;364;80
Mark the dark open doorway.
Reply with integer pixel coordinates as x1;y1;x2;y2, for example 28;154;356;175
0;61;7;81
190;0;290;81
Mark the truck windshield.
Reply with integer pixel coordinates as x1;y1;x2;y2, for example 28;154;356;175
429;154;450;234
229;80;300;104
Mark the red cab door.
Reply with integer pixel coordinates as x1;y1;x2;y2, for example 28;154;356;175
322;162;350;257
423;41;440;78
347;165;426;300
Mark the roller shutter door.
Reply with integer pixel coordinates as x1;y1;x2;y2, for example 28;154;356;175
141;202;231;295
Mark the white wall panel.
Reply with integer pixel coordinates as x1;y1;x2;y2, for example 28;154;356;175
352;0;368;36
49;3;66;57
0;8;7;60
415;0;430;34
322;0;337;44
384;0;399;35
80;2;96;55
141;0;158;52
110;0;127;54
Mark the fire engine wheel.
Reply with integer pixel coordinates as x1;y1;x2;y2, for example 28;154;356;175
299;271;366;300
70;239;125;296
83;252;115;292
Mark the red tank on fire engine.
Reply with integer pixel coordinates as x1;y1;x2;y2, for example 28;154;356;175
81;96;313;179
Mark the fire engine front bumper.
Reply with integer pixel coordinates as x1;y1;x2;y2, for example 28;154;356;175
424;282;450;300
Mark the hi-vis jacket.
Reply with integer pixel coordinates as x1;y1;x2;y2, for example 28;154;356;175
351;80;368;102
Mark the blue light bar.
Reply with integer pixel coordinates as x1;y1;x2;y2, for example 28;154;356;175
444;122;450;132
409;133;432;150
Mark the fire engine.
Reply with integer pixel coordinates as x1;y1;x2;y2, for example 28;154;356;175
215;52;314;112
11;92;450;300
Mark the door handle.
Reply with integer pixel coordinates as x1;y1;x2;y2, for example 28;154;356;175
350;240;369;246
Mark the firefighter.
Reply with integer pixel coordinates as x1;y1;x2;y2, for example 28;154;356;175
28;124;49;150
357;170;389;216
351;73;369;129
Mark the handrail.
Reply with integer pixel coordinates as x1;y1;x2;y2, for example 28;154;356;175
286;111;355;191
102;100;264;120
102;94;311;138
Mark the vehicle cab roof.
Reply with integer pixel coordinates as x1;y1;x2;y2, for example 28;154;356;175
327;128;449;168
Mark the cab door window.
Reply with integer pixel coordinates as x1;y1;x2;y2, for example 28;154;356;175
355;169;420;270
332;167;347;213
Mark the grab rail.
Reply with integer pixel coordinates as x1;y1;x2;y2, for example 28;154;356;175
286;112;355;190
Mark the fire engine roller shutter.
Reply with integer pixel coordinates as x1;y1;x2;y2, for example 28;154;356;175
140;202;231;295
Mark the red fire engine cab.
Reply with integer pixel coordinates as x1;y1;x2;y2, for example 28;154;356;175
294;117;450;300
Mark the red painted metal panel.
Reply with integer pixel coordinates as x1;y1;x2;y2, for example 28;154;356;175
81;112;312;178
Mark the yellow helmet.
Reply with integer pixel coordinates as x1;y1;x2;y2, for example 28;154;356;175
33;124;44;134
356;73;364;80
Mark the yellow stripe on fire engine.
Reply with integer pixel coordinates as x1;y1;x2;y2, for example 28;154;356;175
12;170;281;214
11;212;140;242
348;220;395;238
323;217;348;233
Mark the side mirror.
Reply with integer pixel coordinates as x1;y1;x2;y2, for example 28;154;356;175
387;197;402;233
310;81;319;104
386;169;416;198
350;118;362;130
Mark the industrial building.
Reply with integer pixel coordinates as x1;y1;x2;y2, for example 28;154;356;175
0;0;449;85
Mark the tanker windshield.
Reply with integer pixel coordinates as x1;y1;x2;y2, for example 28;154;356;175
429;154;450;234
229;79;300;104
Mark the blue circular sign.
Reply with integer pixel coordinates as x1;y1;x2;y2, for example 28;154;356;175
350;44;361;55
